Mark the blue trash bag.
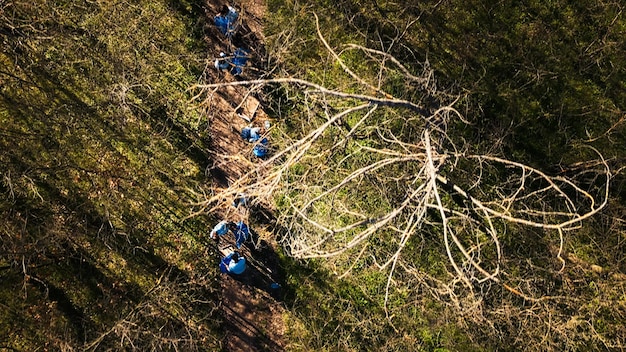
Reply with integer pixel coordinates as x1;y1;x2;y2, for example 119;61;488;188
228;257;246;274
249;128;260;142
231;48;249;66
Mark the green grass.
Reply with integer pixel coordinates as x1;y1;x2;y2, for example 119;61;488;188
0;0;221;349
265;0;626;350
3;0;626;350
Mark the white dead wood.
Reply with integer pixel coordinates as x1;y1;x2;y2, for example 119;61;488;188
187;15;612;310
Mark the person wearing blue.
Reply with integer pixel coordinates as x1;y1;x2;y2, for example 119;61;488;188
219;251;246;274
232;193;248;208
214;52;230;70
240;125;269;158
214;5;239;37
240;126;261;142
234;221;250;248
252;138;268;158
229;48;249;75
210;220;233;241
213;48;250;75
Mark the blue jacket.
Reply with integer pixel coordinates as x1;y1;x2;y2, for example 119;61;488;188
211;221;229;236
214;7;239;36
241;127;260;142
219;252;246;274
253;138;268;157
230;48;249;75
228;257;246;274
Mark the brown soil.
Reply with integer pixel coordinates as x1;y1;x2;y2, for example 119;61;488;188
202;1;286;351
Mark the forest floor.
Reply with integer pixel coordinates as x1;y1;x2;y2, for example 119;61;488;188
202;0;287;351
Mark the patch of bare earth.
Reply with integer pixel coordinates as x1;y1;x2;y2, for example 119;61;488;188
202;1;286;351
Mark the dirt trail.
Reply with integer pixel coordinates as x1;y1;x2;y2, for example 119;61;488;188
202;1;287;351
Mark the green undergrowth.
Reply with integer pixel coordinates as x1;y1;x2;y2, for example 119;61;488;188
1;0;222;350
265;0;626;350
279;254;468;351
2;0;626;350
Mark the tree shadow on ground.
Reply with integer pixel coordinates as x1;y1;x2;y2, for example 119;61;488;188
231;241;284;300
0;57;223;348
220;300;284;352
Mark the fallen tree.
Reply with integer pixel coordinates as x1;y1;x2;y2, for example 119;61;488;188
189;10;619;349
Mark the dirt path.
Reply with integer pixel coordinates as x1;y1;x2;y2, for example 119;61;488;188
201;1;287;351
